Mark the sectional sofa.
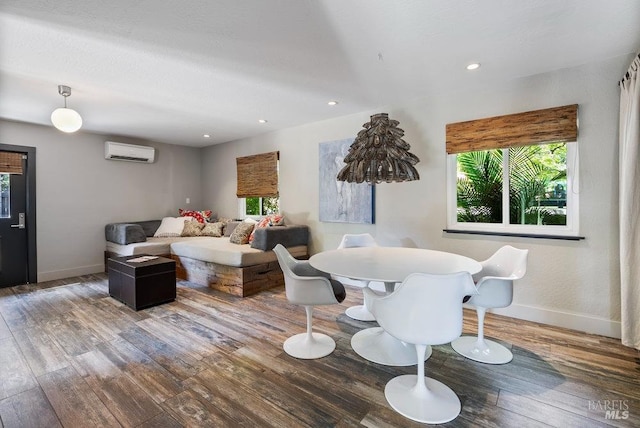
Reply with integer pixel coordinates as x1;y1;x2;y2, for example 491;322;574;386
104;219;309;297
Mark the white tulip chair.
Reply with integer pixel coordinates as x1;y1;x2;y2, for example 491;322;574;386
364;272;477;424
273;244;346;359
451;245;528;364
336;233;380;321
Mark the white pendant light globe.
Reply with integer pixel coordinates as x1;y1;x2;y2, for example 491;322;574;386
51;85;82;133
51;107;82;133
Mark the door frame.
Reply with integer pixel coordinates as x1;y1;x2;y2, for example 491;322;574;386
0;143;36;284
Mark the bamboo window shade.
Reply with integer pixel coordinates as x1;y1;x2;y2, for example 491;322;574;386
236;151;279;198
445;104;578;154
0;151;23;174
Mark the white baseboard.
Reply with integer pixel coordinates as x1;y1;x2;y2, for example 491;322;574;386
37;264;104;283
471;303;622;339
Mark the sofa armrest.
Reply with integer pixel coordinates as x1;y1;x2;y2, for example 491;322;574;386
251;225;309;251
105;223;148;245
105;219;162;245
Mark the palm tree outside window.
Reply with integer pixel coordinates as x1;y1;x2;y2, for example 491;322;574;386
456;143;569;226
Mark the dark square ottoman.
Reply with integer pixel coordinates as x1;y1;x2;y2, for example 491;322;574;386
108;255;176;310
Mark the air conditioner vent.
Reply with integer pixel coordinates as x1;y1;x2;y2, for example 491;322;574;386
105;141;155;163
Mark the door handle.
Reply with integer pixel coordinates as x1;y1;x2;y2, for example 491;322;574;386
10;213;25;229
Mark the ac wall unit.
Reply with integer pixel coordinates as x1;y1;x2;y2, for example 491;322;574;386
104;141;155;163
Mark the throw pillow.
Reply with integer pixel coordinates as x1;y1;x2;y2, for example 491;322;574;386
268;214;285;226
181;219;205;237
248;217;271;243
201;221;224;237
154;217;189;237
178;209;212;223
249;214;285;242
229;222;255;244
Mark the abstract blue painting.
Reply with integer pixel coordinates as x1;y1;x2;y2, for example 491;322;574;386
319;138;375;224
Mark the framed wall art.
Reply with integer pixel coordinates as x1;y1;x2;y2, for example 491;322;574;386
319;138;375;224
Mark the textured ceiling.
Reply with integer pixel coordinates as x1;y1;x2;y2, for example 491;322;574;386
1;0;639;147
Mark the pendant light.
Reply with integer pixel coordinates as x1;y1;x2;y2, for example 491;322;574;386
51;85;82;133
337;113;420;183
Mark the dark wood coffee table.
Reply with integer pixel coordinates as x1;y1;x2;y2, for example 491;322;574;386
107;255;176;310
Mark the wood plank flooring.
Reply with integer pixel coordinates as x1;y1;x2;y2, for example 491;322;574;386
0;274;638;427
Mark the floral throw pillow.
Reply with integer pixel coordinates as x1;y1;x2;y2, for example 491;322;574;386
201;221;224;237
181;219;205;237
229;222;255;244
249;214;285;242
268;214;284;226
178;209;212;223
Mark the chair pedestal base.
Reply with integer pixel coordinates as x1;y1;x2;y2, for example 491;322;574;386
451;335;513;364
284;333;335;359
385;374;461;424
351;327;431;366
345;305;376;321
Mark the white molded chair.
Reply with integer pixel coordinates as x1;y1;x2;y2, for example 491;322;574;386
451;245;528;364
336;233;379;321
273;244;346;359
364;272;477;424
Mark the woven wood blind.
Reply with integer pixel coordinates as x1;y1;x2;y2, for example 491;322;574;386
446;104;578;154
0;151;23;174
236;151;279;198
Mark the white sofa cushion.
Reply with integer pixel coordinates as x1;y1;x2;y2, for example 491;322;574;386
106;236;208;256
170;237;307;267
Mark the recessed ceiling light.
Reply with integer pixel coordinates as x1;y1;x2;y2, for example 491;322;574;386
328;100;338;106
258;119;268;124
466;63;480;70
203;134;210;138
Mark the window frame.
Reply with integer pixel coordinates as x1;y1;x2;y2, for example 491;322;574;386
237;196;280;219
446;141;580;237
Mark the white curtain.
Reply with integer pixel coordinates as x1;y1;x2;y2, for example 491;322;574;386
619;53;640;349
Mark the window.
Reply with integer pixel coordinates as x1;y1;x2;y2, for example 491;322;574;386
448;142;578;235
238;196;280;218
0;174;9;218
446;105;579;237
236;151;279;218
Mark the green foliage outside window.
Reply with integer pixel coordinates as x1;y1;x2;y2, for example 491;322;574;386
262;196;279;215
245;197;261;215
0;174;9;218
245;196;280;216
0;174;8;192
457;143;567;226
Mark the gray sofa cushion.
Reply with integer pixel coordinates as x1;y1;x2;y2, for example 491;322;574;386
105;220;162;245
250;225;309;251
137;220;163;237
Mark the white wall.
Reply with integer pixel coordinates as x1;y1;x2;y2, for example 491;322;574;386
0;120;203;281
202;54;632;338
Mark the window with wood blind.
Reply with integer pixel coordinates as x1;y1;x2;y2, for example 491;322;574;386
445;105;580;238
236;151;280;218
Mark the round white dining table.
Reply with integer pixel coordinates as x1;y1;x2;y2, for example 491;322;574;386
309;246;482;366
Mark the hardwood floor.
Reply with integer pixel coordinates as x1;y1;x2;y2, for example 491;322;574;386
0;274;637;427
